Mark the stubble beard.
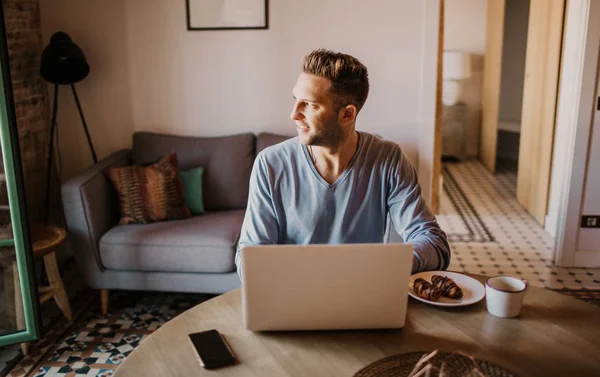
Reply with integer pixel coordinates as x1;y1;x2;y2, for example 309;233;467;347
301;119;344;149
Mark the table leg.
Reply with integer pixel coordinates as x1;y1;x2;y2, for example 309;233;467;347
43;252;72;322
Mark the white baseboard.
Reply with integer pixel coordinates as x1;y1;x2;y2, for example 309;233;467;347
545;213;557;238
570;251;600;267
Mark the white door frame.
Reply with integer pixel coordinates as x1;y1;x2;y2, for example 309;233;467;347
550;0;600;267
420;0;600;267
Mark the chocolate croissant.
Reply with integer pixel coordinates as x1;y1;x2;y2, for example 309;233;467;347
431;275;464;299
413;278;442;301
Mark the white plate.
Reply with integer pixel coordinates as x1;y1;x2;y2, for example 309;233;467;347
408;271;485;307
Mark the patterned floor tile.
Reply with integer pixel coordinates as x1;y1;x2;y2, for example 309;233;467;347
440;167;494;243
439;160;600;294
5;291;212;377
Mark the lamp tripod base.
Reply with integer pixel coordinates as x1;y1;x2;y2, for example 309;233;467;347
44;83;97;224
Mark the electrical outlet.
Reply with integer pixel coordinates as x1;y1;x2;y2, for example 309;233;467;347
581;215;600;228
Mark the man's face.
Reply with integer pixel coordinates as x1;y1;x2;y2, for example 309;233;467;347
290;73;342;146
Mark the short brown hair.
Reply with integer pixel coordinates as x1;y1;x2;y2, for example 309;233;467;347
302;49;369;112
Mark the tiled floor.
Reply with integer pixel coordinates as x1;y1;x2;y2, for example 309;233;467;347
0;255;89;376
440;160;600;292
3;290;211;377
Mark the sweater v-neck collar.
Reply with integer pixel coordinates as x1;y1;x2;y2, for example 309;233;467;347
301;131;364;189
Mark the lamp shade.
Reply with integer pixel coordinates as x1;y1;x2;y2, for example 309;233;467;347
443;51;471;80
40;32;89;84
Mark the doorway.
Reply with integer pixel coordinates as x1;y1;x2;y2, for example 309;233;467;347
480;0;565;226
435;0;565;272
431;0;600;294
424;0;600;269
439;0;565;227
494;0;530;194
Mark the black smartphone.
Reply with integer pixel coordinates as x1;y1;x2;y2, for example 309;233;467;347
188;329;237;369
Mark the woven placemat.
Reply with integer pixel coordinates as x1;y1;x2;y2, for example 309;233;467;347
354;351;517;377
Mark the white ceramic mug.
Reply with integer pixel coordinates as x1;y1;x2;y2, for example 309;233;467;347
485;276;528;318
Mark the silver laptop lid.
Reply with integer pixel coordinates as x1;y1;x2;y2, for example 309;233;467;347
241;243;414;331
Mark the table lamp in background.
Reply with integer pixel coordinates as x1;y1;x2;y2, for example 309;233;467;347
40;31;97;224
442;51;472;106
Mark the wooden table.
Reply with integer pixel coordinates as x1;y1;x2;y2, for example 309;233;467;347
114;276;600;377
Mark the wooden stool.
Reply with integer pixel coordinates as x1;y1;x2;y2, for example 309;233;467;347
15;225;72;355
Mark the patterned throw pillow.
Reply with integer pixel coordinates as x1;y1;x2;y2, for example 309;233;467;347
107;152;191;224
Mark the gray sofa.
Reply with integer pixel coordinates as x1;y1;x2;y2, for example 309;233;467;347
61;131;290;311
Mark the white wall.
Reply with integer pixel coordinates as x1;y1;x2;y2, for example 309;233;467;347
577;61;600;251
443;0;487;157
39;0;431;181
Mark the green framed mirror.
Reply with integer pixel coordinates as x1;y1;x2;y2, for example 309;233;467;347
0;3;42;346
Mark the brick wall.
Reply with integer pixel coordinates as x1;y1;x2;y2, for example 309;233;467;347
2;0;55;226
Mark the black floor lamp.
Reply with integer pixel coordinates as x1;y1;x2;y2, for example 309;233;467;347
40;32;97;224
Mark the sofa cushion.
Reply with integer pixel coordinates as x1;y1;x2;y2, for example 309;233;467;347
256;132;294;154
179;166;205;215
132;132;255;211
106;152;191;224
99;210;245;273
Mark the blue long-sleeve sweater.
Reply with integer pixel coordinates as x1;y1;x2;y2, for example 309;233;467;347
235;131;451;276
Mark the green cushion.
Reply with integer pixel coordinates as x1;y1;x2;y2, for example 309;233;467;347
179;166;205;215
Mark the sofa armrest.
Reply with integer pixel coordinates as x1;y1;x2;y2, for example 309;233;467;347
61;149;132;275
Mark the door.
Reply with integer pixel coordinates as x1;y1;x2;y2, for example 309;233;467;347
0;3;41;346
431;0;444;214
516;0;565;225
480;0;506;173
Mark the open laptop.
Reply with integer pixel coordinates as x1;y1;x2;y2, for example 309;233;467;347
241;243;414;331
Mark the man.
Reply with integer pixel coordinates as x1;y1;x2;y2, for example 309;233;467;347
235;49;450;276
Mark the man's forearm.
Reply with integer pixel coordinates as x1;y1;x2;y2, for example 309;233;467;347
409;228;451;273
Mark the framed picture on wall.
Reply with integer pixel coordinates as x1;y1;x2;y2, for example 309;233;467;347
186;0;269;30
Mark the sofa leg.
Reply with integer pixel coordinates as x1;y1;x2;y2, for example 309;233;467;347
101;289;109;315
